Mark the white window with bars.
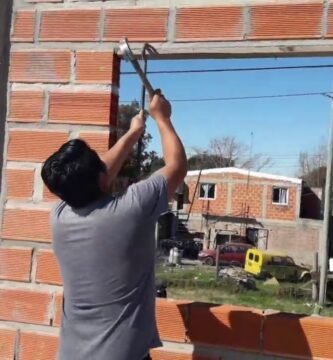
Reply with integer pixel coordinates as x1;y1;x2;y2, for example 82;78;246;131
272;187;288;205
199;183;216;200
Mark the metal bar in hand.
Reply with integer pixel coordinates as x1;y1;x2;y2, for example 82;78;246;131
118;38;155;98
137;57;148;175
130;59;154;98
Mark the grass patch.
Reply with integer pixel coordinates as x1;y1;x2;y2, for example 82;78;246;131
156;265;333;317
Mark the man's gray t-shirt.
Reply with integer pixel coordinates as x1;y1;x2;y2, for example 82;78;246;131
51;174;168;360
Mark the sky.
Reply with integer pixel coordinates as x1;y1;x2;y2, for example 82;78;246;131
119;56;333;177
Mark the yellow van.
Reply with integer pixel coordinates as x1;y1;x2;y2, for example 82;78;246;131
244;249;311;282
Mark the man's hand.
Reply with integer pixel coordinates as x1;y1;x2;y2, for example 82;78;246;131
100;110;146;186
129;110;146;140
149;91;172;120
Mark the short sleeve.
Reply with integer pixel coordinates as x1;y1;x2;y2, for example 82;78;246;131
130;174;168;220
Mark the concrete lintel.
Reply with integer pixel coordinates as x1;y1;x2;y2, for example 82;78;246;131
18;0;327;10
187;212;312;227
7;122;111;133
149;40;333;59
187;178;300;188
12;39;333;59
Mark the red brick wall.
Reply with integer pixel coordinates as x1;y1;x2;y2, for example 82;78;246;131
186;175;300;222
187;182;228;216
266;185;298;221
0;0;120;356
2;297;333;360
232;183;263;218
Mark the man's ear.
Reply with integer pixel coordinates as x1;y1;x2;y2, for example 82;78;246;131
98;172;110;193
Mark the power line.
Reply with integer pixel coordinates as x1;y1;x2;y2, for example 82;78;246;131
121;64;333;76
120;91;332;104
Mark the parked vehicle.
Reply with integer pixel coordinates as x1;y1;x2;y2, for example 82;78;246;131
198;243;253;266
244;249;311;282
160;238;202;259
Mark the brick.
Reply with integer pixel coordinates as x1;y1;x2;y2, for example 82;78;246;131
151;350;193;360
12;10;35;42
20;331;59;360
188;183;228;217
49;91;112;125
156;299;190;342
2;208;51;243
249;4;322;40
0;328;16;360
76;51;120;85
0;288;52;325
36;249;62;285
7;129;69;162
232;184;263;218
176;6;243;41
104;8;168;41
266;186;296;221
187;304;262;351
10;50;71;83
6;168;34;199
0;247;32;282
79;131;110;157
151;350;214;360
40;9;100;41
53;293;63;327
43;185;58;202
263;313;333;359
8;90;44;122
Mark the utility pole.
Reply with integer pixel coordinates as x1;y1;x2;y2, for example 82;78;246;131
319;94;333;307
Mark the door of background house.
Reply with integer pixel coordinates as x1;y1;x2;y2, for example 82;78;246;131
247;228;269;250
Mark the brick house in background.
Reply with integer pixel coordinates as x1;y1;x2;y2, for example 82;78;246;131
178;167;323;265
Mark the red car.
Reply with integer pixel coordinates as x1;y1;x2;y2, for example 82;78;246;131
198;243;253;266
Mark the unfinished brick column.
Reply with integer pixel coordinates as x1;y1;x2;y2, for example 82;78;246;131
0;0;120;358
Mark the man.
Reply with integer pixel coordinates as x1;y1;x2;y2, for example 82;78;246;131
42;92;187;360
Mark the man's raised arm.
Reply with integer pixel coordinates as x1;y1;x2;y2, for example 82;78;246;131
149;92;187;199
100;111;145;187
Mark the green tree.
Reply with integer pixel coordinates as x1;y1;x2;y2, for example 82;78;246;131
188;137;271;171
117;101;164;180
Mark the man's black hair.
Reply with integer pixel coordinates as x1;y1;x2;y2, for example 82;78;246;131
41;139;106;208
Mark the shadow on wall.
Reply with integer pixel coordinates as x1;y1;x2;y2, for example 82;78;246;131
262;312;314;359
155;300;322;359
0;0;13;192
